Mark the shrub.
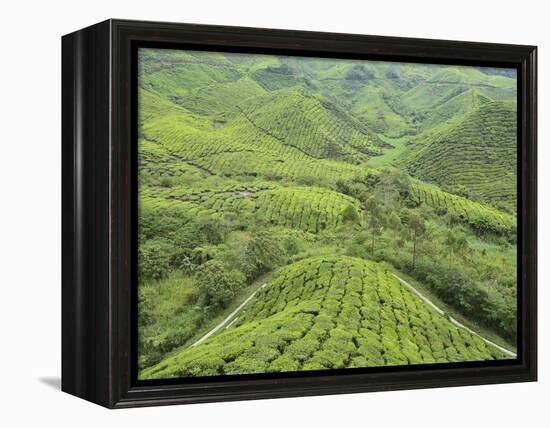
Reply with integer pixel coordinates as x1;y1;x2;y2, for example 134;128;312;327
196;217;226;245
224;357;269;375
159;176;174;188
195;260;246;311
141;256;514;379
138;239;174;281
269;355;300;372
285;336;320;362
342;204;360;224
283;234;301;256
242;231;286;278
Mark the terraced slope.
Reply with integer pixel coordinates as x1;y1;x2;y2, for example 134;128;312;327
255;187;361;232
346;86;412;136
420;88;492;130
142;256;509;379
144;184;362;233
138;87;374;186
251;62;302;91
195;150;364;184
238;87;384;160
405;101;517;212
304;62;516;137
174;76;266;115
400;68;515;112
139;55;241;99
411;181;516;236
137;49;519;378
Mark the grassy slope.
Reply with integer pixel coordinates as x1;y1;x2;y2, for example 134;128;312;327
306;62;516;138
400;67;514;111
419;88;492;130
138;86;377;187
410;180;516;235
142;256;509;379
367;136;410;167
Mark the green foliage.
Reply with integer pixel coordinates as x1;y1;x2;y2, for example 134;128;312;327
342;204;360;224
141;256;510;379
138;239;174;281
138;274;203;368
195;260;246;310
364;196;384;256
411;261;517;341
242;231;286;278
136;49;518;379
345;64;375;81
237;87;384;161
335;171;380;199
255;186;362;232
404;102;517;212
195;217;226;245
410;181;516;237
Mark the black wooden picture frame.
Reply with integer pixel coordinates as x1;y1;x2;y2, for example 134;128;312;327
62;19;537;408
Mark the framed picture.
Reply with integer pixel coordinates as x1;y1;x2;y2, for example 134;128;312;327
62;19;537;408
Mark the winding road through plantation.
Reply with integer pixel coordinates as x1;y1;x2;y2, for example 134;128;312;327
191;283;268;347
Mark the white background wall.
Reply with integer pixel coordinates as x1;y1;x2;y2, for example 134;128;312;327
0;0;546;425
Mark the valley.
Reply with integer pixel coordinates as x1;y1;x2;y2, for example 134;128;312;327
137;48;518;378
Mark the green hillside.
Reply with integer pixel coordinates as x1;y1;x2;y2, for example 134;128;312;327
298;61;516;138
237;87;384;160
400;67;515;113
142;183;361;234
174;76;266;116
142;256;508;379
405;101;517;212
136;48;519;379
410;181;516;236
419;88;492;130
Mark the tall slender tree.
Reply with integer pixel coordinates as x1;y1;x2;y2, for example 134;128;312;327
408;212;426;269
446;229;469;268
365;197;383;257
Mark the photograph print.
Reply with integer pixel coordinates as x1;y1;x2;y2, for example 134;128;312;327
136;47;518;380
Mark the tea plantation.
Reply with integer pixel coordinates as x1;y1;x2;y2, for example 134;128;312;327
137;49;518;378
410;181;516;236
141;256;507;378
404;102;517;212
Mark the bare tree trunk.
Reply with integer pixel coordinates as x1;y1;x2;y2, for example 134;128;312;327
371;225;375;256
412;231;417;269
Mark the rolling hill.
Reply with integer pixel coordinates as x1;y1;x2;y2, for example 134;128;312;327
142;182;362;234
419;88;493;130
410;181;516;236
136;48;519;377
237;87;385;160
404;101;517;212
141;256;509;379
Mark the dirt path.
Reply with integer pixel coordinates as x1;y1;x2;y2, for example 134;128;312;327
190;283;267;347
390;273;517;358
